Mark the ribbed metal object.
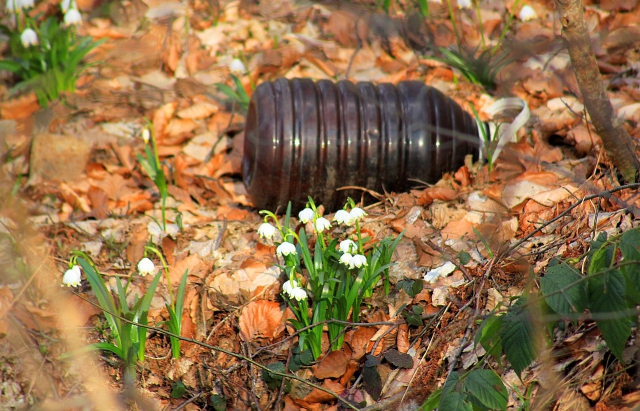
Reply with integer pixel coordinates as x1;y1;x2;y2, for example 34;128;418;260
243;78;481;211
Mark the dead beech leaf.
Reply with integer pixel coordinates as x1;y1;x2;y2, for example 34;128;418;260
301;379;345;403
397;323;410;353
348;327;378;360
313;350;349;379
87;186;109;219
0;286;14;336
59;183;91;212
177;102;218;119
164;118;197;138
238;300;284;343
168;253;204;285
153;102;178;139
0;93;39;120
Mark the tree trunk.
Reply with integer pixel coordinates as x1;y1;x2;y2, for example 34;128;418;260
555;0;639;183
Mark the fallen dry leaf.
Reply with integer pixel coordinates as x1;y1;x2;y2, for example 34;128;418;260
313;350;349;379
177;102;218;120
345;327;377;360
238;300;285;343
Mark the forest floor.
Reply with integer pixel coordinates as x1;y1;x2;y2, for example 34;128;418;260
1;0;640;410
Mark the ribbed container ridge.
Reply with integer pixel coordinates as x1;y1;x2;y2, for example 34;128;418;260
243;78;481;211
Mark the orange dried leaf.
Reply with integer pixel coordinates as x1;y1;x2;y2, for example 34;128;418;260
397;323;410;353
348;327;378;360
177;102;219;120
238;300;284;343
0;93;39;120
165;118;197;138
313;350;349;379
153;102;178;139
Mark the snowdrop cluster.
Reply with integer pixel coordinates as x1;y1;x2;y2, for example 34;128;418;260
6;0;34;12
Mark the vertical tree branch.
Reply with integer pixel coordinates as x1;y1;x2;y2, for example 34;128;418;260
555;0;640;183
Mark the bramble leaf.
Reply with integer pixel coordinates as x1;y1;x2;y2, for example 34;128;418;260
499;296;541;377
463;369;508;411
588;269;633;362
541;262;587;316
439;391;473;411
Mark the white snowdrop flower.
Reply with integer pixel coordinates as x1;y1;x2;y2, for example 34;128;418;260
64;9;83;26
7;0;34;11
63;265;82;287
277;242;297;257
61;0;77;12
137;257;155;276
333;209;353;225
519;5;537;21
141;128;150;144
290;285;307;301
282;279;307;301
20;29;38;47
282;279;297;295
298;208;315;224
340;252;353;267
257;222;277;239
457;0;471;8
314;217;331;233
229;58;246;73
349;207;367;222
351;254;368;268
339;239;356;254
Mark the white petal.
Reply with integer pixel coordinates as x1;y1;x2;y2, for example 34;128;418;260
137;257;155;276
339;239;356;254
277;242;297;257
64;9;83;25
298;208;315;224
258;222;277;239
291;286;307;301
333;210;352;225
340;253;353;267
314;217;331;232
229;58;246;73
519;5;537;21
20;29;38;47
63;265;82;287
349;207;367;221
352;254;368;268
457;0;471;8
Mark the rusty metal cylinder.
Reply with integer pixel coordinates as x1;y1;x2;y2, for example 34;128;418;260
242;78;482;211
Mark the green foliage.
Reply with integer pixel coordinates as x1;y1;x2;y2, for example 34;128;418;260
402;305;424;327
540;260;586;318
0;16;103;106
499;296;541;378
215;74;250;113
434;47;514;90
75;254;162;383
425;370;508;411
137;123;168;232
260;197;402;359
261;362;291;391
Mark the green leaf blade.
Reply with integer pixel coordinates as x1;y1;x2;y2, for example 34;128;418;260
588;269;633;362
463;369;508;411
499;296;541;377
540;262;587;317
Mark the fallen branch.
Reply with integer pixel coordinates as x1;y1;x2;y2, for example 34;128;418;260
555;0;640;182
